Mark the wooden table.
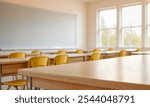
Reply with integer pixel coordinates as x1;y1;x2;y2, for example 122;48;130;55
0;50;79;58
0;53;10;58
0;58;28;89
100;51;120;58
0;53;89;89
0;52;137;90
18;55;150;90
131;51;150;55
0;52;38;58
125;49;136;55
43;54;88;62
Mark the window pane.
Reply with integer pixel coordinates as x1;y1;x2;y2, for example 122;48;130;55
148;27;150;46
100;29;116;47
122;27;141;47
99;9;116;29
148;3;150;25
122;5;141;27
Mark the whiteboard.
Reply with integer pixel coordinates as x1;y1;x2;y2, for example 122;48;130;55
0;2;76;49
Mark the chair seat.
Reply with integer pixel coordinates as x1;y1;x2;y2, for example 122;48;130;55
3;79;27;86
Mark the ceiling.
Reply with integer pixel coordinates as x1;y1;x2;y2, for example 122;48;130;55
79;0;101;2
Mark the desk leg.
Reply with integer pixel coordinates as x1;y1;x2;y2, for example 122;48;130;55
102;54;107;59
29;77;32;90
84;56;87;62
0;65;2;90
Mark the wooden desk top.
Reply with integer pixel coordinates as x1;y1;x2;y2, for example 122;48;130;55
0;50;78;57
132;51;150;55
125;49;136;51
0;50;124;59
100;51;119;54
0;58;28;65
18;55;150;89
43;53;88;58
0;54;87;65
0;52;38;58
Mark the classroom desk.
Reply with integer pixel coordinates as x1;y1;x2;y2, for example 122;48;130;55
0;53;89;89
0;53;9;58
45;51;120;61
125;49;136;55
0;52;134;90
0;52;87;59
0;52;38;58
0;50;129;59
100;51;120;58
43;54;88;62
0;50;80;58
100;49;136;58
18;55;150;90
0;58;28;89
131;51;150;55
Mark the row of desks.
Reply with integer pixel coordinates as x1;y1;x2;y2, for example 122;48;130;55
0;50;77;58
18;55;150;90
132;51;150;55
0;50;138;90
0;52;119;89
0;49;136;58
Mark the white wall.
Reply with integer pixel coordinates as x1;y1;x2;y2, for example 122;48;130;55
0;0;87;49
87;0;150;49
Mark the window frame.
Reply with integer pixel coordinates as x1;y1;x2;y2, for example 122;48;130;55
121;4;142;48
96;2;150;49
97;8;117;48
146;2;150;47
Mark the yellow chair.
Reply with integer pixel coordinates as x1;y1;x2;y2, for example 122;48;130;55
54;55;69;65
9;52;27;80
29;56;50;90
2;80;28;90
57;50;67;54
28;56;49;68
119;50;127;57
31;50;42;56
3;56;50;90
136;48;142;52
3;52;27;90
93;48;100;53
90;53;101;61
76;49;84;54
108;48;114;51
9;52;26;58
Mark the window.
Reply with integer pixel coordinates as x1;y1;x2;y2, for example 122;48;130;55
121;5;142;47
98;9;117;47
96;3;150;48
147;3;150;46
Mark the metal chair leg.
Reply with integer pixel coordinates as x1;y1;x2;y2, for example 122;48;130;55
23;86;25;90
14;86;18;90
7;86;11;90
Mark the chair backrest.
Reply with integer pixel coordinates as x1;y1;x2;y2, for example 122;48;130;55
93;48;100;53
54;55;69;65
28;56;49;68
119;50;127;57
90;53;101;61
108;48;114;51
31;50;42;55
136;48;142;52
57;50;67;54
9;52;26;59
76;49;83;54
